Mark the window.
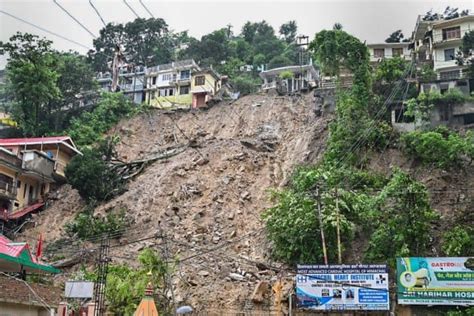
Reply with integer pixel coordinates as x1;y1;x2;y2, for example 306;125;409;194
440;105;450;121
374;49;384;58
195;75;205;86
440;70;460;80
169;89;174;96
17;180;21;188
180;70;190;80
392;48;403;57
180;86;190;95
442;26;461;40
152;76;157;85
162;73;172;81
444;48;455;61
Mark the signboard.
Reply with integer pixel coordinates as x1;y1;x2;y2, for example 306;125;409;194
296;264;389;311
65;281;94;298
397;257;474;306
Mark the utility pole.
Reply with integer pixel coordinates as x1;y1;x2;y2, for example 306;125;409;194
335;187;342;264
296;35;309;93
111;45;125;92
315;185;328;265
93;235;110;316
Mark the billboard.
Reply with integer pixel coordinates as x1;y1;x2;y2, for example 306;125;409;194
65;281;94;298
397;257;474;306
296;264;390;311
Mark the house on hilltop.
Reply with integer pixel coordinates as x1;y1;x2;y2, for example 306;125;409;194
0;136;81;225
191;68;222;108
145;59;201;109
259;64;319;94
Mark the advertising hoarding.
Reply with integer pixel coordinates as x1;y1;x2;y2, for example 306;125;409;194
296;264;390;311
397;257;474;306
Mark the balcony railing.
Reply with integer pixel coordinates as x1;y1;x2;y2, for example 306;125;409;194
22;151;55;179
0;180;16;199
54;161;67;177
0;149;21;168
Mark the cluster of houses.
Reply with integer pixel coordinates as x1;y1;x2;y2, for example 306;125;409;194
0;12;473;316
96;59;226;109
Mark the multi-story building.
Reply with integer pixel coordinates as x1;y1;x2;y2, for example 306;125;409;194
390;14;474;130
191;68;222;108
96;66;146;104
145;59;200;108
367;42;411;64
259;64;319;94
0;136;81;222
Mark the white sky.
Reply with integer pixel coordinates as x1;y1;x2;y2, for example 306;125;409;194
1;0;473;68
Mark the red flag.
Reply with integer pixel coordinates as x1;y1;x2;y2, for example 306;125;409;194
36;234;43;261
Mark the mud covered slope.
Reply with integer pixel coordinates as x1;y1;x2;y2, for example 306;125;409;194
22;94;329;310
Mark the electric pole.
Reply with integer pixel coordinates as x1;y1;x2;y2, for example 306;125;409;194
93;235;110;316
296;35;309;92
335;187;342;264
315;185;328;265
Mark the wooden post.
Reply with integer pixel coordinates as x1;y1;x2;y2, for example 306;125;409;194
316;186;328;265
335;187;342;264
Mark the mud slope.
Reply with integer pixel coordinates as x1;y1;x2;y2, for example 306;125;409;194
22;93;329;310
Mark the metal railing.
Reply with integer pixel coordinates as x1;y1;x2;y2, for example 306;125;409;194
0;180;16;197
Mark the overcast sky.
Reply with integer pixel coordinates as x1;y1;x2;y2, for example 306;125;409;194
1;0;473;68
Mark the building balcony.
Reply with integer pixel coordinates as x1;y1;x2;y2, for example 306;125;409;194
121;83;144;92
0;180;16;200
170;77;191;85
21;151;55;181
0;149;21;169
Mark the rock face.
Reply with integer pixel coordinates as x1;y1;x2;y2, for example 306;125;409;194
20;94;330;311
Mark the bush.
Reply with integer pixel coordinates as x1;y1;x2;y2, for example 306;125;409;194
401;128;474;168
442;226;474;256
65;207;127;240
365;170;439;266
65;140;125;202
231;75;260;95
68;92;139;148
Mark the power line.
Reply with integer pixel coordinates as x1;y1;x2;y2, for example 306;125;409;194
139;0;154;18
89;0;107;28
52;0;97;38
123;0;141;19
0;10;91;50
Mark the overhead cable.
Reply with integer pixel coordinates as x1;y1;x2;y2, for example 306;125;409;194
52;0;97;38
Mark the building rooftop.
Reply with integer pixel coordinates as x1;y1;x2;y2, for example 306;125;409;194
0;274;62;307
0;136;81;155
146;59;199;74
259;64;318;78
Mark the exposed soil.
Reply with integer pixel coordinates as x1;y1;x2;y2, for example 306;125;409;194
17;92;473;313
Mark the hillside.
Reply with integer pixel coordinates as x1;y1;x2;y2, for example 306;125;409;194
18;92;473;312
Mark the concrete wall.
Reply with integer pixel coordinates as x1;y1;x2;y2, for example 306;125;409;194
0;302;51;316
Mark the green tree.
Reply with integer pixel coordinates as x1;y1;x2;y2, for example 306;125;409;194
268;55;293;69
279;20;297;44
65;139;125;202
442;226;474;256
365;170;439;265
0;33;60;136
385;30;404;43
88;18;173;72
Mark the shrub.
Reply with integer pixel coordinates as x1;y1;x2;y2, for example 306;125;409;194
68;92;139;148
279;70;294;80
442;226;474;256
65;140;125;202
365;170;439;266
401;128;474;168
65;207;127;240
231;75;260;95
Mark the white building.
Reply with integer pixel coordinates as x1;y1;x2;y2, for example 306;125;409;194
367;43;411;63
259;64;319;94
431;15;474;77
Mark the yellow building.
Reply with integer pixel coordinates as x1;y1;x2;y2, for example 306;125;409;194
191;69;222;108
145;60;200;109
0;136;81;219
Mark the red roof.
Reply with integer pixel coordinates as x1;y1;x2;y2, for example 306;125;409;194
0;235;31;259
0;136;71;146
7;202;44;221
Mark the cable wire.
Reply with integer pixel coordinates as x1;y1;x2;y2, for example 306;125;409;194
89;0;107;28
52;0;97;38
0;10;91;50
123;0;141;19
139;0;154;18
